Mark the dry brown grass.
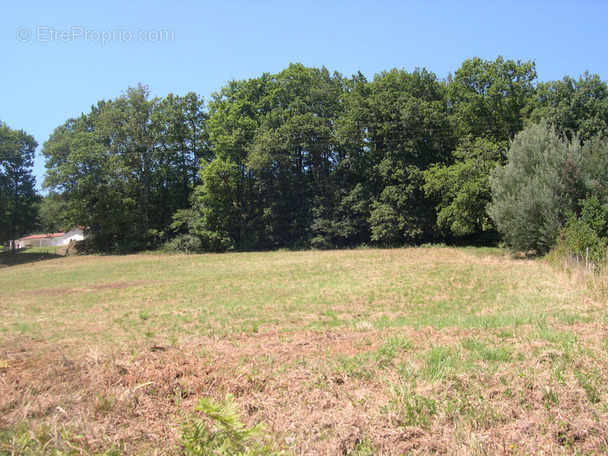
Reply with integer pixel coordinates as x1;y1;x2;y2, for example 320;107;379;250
1;247;608;455
3;326;608;455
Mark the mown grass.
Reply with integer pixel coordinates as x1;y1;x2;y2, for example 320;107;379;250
1;246;607;455
0;246;585;350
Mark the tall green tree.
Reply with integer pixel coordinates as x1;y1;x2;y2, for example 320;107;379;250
205;73;273;248
362;68;454;245
37;191;70;234
530;72;608;142
202;64;347;250
248;64;346;248
43;85;207;251
580;135;608;202
316;72;374;248
422;57;537;242
43;110;129;251
153;92;209;220
0;122;39;251
424;137;502;239
193;158;240;251
448;56;537;144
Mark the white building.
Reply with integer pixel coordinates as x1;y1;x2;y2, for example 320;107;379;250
14;228;85;249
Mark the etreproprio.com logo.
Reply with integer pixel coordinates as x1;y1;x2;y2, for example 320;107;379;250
17;26;175;45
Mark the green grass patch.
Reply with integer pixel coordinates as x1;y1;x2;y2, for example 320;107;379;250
0;247;586;351
423;346;460;381
461;338;511;362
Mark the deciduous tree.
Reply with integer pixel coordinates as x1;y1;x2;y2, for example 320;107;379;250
424;137;502;239
449;56;537;144
530;72;608;142
43;85;207;251
0;122;39;251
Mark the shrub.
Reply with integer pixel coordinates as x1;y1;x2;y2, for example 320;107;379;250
489;122;583;253
164;234;203;253
554;196;608;269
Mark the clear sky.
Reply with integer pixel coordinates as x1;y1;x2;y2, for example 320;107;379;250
2;0;608;190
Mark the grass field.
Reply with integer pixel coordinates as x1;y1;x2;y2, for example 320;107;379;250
1;247;607;455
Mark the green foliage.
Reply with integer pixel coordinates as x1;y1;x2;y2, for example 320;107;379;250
579;194;608;237
198;65;456;249
363;68;454;245
181;394;282;456
36;191;70;234
0;121;39;248
192;158;240;251
203;64;348;250
530;72;608;142
554;196;608;268
449;56;537;143
580;135;608;204
36;61;608;253
424;137;502;238
42;85;207;252
164;233;203;253
489;122;583;253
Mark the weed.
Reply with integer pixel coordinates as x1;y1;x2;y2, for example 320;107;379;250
535;322;578;348
552;361;567;383
335;354;372;380
555;312;592;325
0;422;122;455
497;329;513;340
1;247;606;454
444;392;506;430
335;335;412;378
462;338;512;363
0;247;586;345
349;437;375;456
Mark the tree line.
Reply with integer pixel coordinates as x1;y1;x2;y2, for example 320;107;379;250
2;56;608;256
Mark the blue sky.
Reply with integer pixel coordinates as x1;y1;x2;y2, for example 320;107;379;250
2;0;608;190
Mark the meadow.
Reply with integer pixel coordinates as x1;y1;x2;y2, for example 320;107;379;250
1;247;607;455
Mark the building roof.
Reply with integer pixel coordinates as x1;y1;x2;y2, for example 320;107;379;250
18;232;65;240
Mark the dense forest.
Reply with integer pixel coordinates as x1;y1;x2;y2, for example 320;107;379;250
2;56;608;258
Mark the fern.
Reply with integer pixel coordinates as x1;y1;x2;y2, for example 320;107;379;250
182;394;281;455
